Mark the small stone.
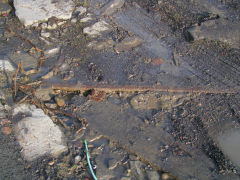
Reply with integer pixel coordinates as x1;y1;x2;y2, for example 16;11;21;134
75;6;87;16
83;20;111;37
151;58;164;66
114;36;143;53
130;93;159;110
0;59;15;71
74;155;82;164
48;161;55;166
2;126;11;135
57;21;65;26
41;31;50;38
0;118;11;125
162;173;171;180
101;0;125;16
54;96;65;107
35;86;55;101
0;3;12;16
44;103;57;109
41;23;48;29
71;18;77;23
146;170;161;180
80;16;93;23
47;23;57;30
45;47;60;58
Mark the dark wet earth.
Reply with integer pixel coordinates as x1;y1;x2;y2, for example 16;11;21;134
0;0;240;179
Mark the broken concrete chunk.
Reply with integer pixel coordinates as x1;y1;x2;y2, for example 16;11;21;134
114;36;143;53
83;20;111;37
14;0;75;26
185;19;240;49
0;59;15;71
101;0;125;16
130;93;158;110
14;104;67;161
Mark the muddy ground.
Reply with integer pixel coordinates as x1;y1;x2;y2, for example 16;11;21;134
0;0;239;179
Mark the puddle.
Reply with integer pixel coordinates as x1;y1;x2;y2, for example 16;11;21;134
217;129;240;168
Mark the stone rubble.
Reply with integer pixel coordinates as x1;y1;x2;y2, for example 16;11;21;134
83;20;111;37
13;104;67;161
0;58;15;71
14;0;75;26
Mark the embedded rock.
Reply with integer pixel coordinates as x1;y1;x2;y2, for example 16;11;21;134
14;0;75;26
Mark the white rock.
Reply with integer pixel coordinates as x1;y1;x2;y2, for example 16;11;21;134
41;31;51;38
80;13;93;23
45;47;60;58
0;59;15;71
14;0;75;26
71;18;77;23
83;20;110;37
75;6;87;16
14;104;67;161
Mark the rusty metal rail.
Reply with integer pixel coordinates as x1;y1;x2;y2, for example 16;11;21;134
49;81;239;94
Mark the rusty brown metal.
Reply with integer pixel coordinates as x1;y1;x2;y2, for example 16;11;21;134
49;81;239;94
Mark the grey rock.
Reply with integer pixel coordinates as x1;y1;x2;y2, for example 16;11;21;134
146;170;161;180
101;0;125;16
0;58;15;71
130;160;147;180
130;93;159;110
35;86;55;101
13;104;67;161
114;36;143;53
14;0;75;26
83;20;111;37
185;19;240;49
74;155;82;164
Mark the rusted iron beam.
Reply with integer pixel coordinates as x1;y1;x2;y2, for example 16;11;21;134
49;81;239;94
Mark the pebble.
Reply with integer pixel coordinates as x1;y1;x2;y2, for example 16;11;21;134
83;20;111;37
114;36;143;53
130;93;159;110
41;31;50;38
151;58;164;66
71;18;77;23
14;0;75;26
35;86;55;101
2;126;11;135
75;6;87;16
44;47;60;58
54;96;65;107
74;155;82;164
